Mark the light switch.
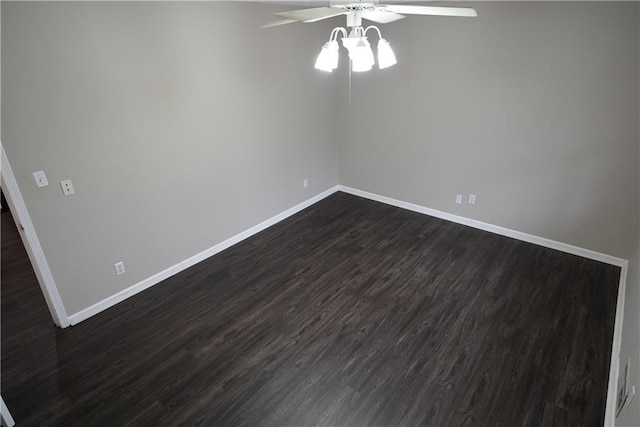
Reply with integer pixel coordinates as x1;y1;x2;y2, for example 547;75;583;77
60;179;75;196
33;171;49;188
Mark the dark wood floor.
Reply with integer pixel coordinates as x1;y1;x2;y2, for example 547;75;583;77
2;192;620;426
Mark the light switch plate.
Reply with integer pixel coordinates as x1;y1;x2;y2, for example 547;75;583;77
33;171;49;188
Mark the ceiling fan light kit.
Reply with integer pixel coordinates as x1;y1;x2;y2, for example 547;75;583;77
318;25;394;73
265;1;477;74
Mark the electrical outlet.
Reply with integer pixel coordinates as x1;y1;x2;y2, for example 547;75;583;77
455;194;463;205
469;194;476;205
60;179;75;196
303;179;308;188
114;261;125;276
33;171;49;188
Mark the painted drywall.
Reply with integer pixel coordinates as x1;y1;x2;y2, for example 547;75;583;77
617;7;640;422
339;4;639;424
2;1;339;314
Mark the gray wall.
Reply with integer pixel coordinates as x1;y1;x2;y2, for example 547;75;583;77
2;1;340;314
338;2;639;423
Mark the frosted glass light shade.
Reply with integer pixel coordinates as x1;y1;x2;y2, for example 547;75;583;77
377;38;397;69
314;40;339;72
343;36;374;72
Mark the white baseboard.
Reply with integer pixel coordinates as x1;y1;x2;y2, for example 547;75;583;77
336;185;628;426
606;261;628;426
1;396;16;427
337;185;626;267
68;186;340;325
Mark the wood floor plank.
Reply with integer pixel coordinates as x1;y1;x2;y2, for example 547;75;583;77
1;192;619;426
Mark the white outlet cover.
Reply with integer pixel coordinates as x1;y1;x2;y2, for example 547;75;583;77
455;194;463;204
60;179;75;196
114;262;125;276
303;179;308;188
469;194;476;204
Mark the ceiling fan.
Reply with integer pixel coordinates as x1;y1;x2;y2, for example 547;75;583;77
263;1;478;73
264;1;477;28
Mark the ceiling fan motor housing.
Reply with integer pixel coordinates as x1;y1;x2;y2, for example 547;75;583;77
346;10;363;28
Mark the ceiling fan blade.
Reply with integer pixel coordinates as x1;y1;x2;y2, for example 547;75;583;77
275;7;346;23
261;19;298;29
383;5;477;18
362;10;406;24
